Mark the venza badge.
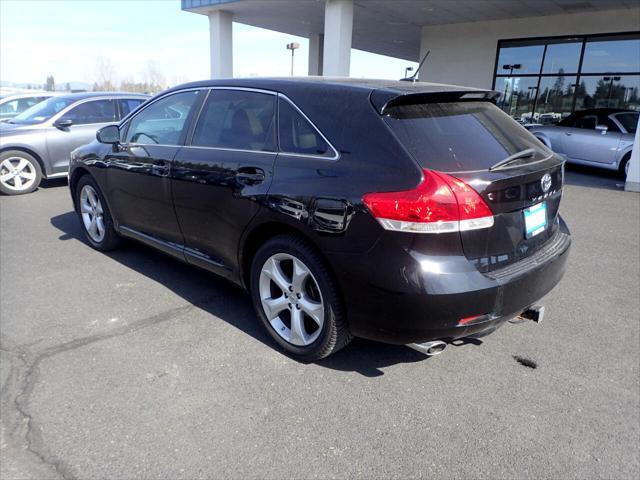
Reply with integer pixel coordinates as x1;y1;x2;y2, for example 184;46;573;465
541;173;552;193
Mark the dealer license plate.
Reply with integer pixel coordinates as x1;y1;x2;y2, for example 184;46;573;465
524;202;547;238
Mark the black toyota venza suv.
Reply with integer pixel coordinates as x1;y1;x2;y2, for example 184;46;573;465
68;78;570;361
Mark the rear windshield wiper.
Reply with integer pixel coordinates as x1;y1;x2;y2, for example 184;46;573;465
489;148;540;171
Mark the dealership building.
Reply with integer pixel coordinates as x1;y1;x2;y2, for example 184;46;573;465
182;0;640;190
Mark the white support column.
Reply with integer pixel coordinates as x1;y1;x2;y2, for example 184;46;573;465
308;33;324;76
322;0;353;77
625;124;640;192
208;10;233;79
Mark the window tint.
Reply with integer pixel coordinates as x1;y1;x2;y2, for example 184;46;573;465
118;98;145;119
125;91;198;145
278;98;331;156
22;98;41;109
613;112;639;134
192;90;276;151
574;114;597;129
60;99;116;125
598;115;620;132
0;100;19;115
384;101;544;172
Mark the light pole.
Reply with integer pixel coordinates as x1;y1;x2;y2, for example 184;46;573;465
286;42;300;77
528;85;539;121
603;76;621;106
501;63;522;110
404;66;414;79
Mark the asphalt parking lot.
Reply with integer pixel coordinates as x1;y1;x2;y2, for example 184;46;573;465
1;166;639;479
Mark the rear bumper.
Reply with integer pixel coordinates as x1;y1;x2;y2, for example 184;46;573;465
330;217;571;344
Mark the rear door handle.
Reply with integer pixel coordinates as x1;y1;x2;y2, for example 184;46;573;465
152;160;170;176
564;132;572;136
236;167;265;185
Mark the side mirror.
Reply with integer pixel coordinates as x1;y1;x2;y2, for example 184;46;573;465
54;118;73;129
595;124;608;134
96;124;120;144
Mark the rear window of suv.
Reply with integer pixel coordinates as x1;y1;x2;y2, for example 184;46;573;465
383;101;544;172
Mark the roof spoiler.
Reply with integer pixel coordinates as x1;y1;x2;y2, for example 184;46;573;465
371;89;501;115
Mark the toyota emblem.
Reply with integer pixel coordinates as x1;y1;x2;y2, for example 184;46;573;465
541;173;552;193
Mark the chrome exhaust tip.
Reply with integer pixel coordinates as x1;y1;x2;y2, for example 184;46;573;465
407;340;447;356
517;305;545;324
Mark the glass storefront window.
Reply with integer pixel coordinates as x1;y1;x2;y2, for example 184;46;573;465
542;42;582;74
496;45;544;75
582;37;640;73
535;76;578;123
575;75;640;110
494;33;640;120
494;77;539;122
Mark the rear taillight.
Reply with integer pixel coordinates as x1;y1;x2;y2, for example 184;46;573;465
362;169;494;234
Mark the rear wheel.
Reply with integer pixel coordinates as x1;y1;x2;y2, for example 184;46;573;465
619;153;631;178
75;175;121;251
250;234;352;361
0;150;42;195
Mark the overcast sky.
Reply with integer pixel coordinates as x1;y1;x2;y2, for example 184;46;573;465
0;0;418;87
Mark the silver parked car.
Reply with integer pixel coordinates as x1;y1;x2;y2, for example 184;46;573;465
529;108;637;176
0;92;147;195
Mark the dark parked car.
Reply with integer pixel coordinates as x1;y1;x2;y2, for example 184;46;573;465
0;92;147;195
68;78;570;361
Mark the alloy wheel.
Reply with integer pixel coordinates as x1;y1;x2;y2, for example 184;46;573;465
0;156;37;192
258;253;325;346
80;185;106;243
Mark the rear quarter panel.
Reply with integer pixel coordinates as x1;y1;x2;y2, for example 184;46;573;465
250;85;421;255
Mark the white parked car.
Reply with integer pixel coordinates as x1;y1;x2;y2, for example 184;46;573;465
0;92;61;123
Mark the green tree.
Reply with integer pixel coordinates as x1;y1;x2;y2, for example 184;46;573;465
45;75;55;91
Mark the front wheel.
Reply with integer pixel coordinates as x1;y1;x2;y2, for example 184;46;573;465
250;234;352;361
75;175;121;251
0;150;42;195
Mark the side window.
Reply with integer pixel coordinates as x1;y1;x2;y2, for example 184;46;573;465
118;99;145;119
278;98;332;157
0;100;18;115
574;114;597;130
60;99;116;125
613;112;639;134
598;114;620;133
125;91;199;145
192;90;276;151
18;98;40;112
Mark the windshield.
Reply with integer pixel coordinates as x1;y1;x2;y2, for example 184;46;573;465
8;97;76;125
384;101;546;172
614;112;638;134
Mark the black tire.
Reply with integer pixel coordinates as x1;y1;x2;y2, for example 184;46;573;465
0;150;42;195
74;175;122;251
249;234;352;361
619;153;631;178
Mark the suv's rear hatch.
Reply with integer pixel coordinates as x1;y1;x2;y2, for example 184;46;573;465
381;97;564;273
